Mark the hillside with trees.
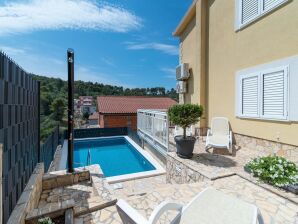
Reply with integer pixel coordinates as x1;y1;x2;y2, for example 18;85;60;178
33;75;178;140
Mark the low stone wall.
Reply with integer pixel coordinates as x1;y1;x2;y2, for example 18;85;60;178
234;133;298;163
7;163;44;224
166;155;210;184
42;167;91;190
48;145;63;172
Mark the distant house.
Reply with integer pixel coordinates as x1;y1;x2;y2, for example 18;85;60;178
97;96;177;130
79;96;96;115
88;112;99;127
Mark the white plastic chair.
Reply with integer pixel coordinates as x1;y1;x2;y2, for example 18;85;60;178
205;117;232;154
116;187;264;224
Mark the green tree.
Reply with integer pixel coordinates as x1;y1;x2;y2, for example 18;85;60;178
82;112;89;120
51;98;65;122
168;104;203;139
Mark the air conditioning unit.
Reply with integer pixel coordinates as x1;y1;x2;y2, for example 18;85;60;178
176;63;190;80
176;81;187;94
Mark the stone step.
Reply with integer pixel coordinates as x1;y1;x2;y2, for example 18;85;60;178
71;172;117;217
73;195;116;217
26;199;75;224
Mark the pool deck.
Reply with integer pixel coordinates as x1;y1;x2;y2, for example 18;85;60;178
38;136;298;224
74;174;298;224
167;137;298;204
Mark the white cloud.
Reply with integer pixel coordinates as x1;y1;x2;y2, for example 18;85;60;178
0;45;134;87
0;46;26;56
126;42;179;55
161;67;175;75
0;0;142;36
100;57;115;67
160;67;176;79
75;65;133;87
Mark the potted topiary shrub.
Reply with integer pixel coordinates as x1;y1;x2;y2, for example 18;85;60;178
168;104;203;158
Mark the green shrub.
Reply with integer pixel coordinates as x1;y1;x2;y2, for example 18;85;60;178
168;104;203;139
38;217;54;224
245;156;298;187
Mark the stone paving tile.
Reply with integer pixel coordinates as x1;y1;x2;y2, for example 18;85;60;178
168;138;267;180
120;176;298;224
38;180;116;218
168;138;297;203
75;206;122;224
38;181;97;216
72;173;297;223
110;175;167;198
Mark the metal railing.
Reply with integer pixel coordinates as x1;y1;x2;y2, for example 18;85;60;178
137;109;169;155
40;126;60;172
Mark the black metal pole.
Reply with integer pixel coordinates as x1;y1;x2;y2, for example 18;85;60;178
67;49;74;173
37;81;41;162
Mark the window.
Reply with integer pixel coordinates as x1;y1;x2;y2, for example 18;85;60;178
241;74;260;117
237;66;289;120
236;0;289;29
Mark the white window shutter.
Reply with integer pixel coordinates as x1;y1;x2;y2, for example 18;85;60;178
262;0;285;12
241;0;260;25
241;75;259;117
235;75;242;117
261;67;288;119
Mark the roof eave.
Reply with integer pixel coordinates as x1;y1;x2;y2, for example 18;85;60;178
173;1;196;37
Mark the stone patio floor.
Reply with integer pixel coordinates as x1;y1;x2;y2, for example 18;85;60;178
71;138;298;224
167;137;298;204
31;136;296;224
73;174;297;224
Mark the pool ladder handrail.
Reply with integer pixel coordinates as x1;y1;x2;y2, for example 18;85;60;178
87;148;91;166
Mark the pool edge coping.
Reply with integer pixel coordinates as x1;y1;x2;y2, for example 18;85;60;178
60;136;166;184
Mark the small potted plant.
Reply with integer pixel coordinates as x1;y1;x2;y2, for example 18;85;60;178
168;104;203;158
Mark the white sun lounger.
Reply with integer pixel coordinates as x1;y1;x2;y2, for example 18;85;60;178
116;187;263;224
205;117;232;154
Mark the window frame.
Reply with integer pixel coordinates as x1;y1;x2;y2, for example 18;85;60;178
236;0;289;30
237;65;289;121
239;73;261;118
259;66;289;120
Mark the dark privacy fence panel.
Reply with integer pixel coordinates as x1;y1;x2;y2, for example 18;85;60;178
73;127;128;139
0;52;39;223
40;127;59;172
127;128;142;147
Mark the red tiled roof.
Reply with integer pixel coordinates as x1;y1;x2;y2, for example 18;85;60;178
97;96;177;114
88;112;99;120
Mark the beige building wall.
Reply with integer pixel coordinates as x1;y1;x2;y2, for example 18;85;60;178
179;16;199;105
179;1;208;129
207;0;298;146
176;0;298;146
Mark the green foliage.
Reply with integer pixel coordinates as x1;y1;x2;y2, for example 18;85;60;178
33;75;178;141
245;156;298;187
50;98;66;122
40;114;59;142
82;112;89;120
38;217;54;224
168;104;203;138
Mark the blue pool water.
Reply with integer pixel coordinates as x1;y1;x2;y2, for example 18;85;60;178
73;137;156;177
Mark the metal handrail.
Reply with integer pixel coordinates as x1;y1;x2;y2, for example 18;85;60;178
87;148;91;166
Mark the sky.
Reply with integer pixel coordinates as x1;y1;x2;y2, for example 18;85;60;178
0;0;193;89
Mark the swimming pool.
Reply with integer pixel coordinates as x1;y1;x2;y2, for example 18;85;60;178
70;136;165;182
